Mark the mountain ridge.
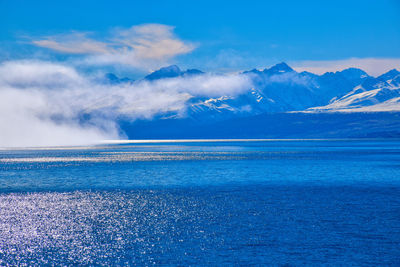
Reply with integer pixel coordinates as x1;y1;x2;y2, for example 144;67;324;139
105;63;400;118
101;63;400;138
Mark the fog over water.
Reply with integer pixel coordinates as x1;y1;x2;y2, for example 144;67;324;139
0;60;252;147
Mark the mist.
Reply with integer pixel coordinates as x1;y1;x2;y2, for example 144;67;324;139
0;60;253;147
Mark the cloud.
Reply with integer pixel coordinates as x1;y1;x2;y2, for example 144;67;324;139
31;24;195;70
291;58;400;76
32;32;109;54
0;60;252;147
116;24;194;60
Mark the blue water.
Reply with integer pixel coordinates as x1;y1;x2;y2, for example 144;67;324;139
1;140;400;265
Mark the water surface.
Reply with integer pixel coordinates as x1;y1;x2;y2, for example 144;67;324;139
1;140;400;265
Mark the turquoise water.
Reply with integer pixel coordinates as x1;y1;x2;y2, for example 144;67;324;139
1;140;400;265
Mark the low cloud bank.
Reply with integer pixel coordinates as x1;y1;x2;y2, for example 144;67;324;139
0;60;252;147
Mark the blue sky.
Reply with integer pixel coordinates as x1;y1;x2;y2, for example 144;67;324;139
1;0;400;76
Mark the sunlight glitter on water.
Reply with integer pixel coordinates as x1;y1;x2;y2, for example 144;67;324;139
0;140;400;265
0;151;300;163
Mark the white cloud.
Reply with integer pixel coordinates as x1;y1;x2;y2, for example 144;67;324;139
116;24;194;60
0;60;252;147
291;58;400;77
32;32;109;54
31;24;195;70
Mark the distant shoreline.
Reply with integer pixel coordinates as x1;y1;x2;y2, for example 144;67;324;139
2;138;399;151
100;138;396;144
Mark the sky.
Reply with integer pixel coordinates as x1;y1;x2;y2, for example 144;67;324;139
1;0;400;76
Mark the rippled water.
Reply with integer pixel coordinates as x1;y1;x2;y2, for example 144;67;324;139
1;140;400;265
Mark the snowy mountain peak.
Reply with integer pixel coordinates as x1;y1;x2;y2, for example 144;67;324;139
243;69;262;75
144;65;205;80
264;62;294;75
339;68;368;80
378;69;400;81
145;65;182;80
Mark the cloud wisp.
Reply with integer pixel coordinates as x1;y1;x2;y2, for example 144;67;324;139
32;32;110;54
31;24;195;70
0;60;252;147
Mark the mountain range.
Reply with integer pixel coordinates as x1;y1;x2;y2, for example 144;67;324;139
105;63;400;138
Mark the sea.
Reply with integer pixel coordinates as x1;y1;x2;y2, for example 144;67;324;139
0;139;399;266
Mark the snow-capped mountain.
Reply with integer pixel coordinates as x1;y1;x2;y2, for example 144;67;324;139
307;70;400;112
184;63;381;120
144;65;204;81
105;64;400;138
377;69;400;82
105;63;400;120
